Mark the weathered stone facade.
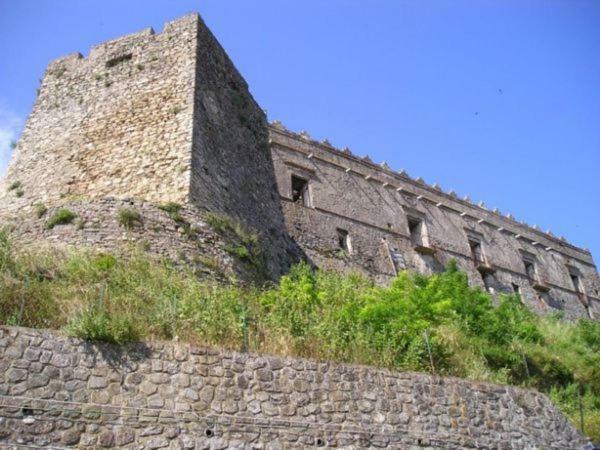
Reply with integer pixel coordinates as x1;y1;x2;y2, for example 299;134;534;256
0;14;301;281
270;125;600;321
0;12;598;314
0;326;592;449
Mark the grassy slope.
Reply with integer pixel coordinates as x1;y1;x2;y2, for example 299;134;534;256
0;230;598;441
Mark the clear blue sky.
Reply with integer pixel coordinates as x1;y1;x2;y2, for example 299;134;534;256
1;1;599;260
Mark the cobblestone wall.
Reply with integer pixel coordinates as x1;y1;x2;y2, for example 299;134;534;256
0;327;591;449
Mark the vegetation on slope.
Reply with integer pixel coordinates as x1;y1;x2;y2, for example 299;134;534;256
0;229;598;440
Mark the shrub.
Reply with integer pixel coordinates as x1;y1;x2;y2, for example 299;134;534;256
7;180;21;191
226;245;250;260
34;202;47;218
118;208;143;229
45;208;77;229
14;189;24;198
205;212;231;233
65;301;138;344
158;202;182;216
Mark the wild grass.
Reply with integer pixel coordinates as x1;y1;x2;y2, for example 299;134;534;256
34;202;47;218
45;208;77;229
117;208;143;230
0;230;597;439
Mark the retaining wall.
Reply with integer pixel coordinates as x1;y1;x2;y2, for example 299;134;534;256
0;326;591;449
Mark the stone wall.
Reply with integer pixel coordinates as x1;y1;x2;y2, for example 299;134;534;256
270;125;600;321
0;326;591;449
0;198;262;282
0;15;198;215
187;16;302;278
0;13;301;281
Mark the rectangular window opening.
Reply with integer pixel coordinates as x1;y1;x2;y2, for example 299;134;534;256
468;239;484;264
408;217;423;246
570;274;582;294
523;259;537;283
291;175;310;206
337;228;351;253
482;274;495;294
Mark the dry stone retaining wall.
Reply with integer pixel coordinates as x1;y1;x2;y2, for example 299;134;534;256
0;326;591;449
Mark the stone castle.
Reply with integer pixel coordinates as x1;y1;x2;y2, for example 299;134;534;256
1;13;598;320
0;13;596;449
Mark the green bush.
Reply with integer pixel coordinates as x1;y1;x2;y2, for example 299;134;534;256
45;208;77;229
158;202;190;231
158;202;182;215
205;212;231;233
226;245;250;260
34;202;47;218
118;208;142;229
65;300;138;344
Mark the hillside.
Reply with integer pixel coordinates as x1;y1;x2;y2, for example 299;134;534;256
0;228;598;442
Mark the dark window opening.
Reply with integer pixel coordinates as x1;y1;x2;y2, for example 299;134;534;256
570;274;582;294
482;274;495;294
106;53;132;68
524;260;537;283
291;175;310;206
512;283;520;295
337;228;351;253
408;217;423;246
468;239;484;264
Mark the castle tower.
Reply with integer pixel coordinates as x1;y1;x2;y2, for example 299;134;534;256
0;14;300;279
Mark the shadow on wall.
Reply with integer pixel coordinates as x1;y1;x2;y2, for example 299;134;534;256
80;340;153;373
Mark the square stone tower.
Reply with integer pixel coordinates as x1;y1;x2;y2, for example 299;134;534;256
0;14;300;278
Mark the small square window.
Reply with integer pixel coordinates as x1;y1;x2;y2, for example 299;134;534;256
291;175;310;207
336;228;352;253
